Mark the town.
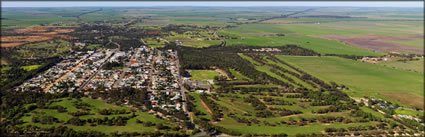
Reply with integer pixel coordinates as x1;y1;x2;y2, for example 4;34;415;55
15;46;188;115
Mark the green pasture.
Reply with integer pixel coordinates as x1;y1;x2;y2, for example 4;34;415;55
379;58;424;73
279;55;424;108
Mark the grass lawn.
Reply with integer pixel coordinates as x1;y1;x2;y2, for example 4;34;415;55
279;55;424;108
189;70;220;81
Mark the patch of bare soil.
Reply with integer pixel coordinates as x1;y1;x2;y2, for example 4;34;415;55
380;92;424;109
215;69;231;80
1;27;75;47
316;34;424;54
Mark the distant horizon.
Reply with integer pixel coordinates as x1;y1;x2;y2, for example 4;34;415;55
2;1;423;8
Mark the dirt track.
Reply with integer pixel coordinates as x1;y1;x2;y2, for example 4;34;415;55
199;98;213;115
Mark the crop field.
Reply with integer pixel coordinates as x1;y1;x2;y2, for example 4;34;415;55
1;5;424;137
19;97;182;134
220;20;423;54
379;58;424;73
219;25;386;56
279;56;424;108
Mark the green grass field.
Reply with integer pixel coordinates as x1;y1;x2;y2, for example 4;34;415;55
379;58;424;73
279;55;424;108
189;70;220;81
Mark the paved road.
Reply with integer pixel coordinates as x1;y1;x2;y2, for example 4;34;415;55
175;50;211;136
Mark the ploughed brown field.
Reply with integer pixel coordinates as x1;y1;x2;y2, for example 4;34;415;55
380;92;424;109
317;34;424;54
1;27;75;48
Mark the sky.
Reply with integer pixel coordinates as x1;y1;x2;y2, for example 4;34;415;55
2;1;423;8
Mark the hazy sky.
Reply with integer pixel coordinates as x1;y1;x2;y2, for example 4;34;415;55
2;1;423;8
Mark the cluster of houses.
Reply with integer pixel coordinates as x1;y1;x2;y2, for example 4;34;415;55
243;48;282;52
16;45;186;114
359;56;389;64
149;49;182;111
83;50;127;90
361;97;423;125
116;47;152;89
16;51;90;92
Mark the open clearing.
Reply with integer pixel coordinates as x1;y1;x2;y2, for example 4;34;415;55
279;56;424;108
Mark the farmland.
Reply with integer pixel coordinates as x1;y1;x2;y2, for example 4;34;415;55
279;56;424;108
1;5;424;137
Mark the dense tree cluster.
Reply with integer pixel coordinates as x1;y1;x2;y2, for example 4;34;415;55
98;108;129;115
67;115;132;126
102;61;123;70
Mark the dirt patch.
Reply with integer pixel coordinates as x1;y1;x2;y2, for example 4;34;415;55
1;27;75;48
215;69;231;80
316;34;424;54
380;92;424;109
